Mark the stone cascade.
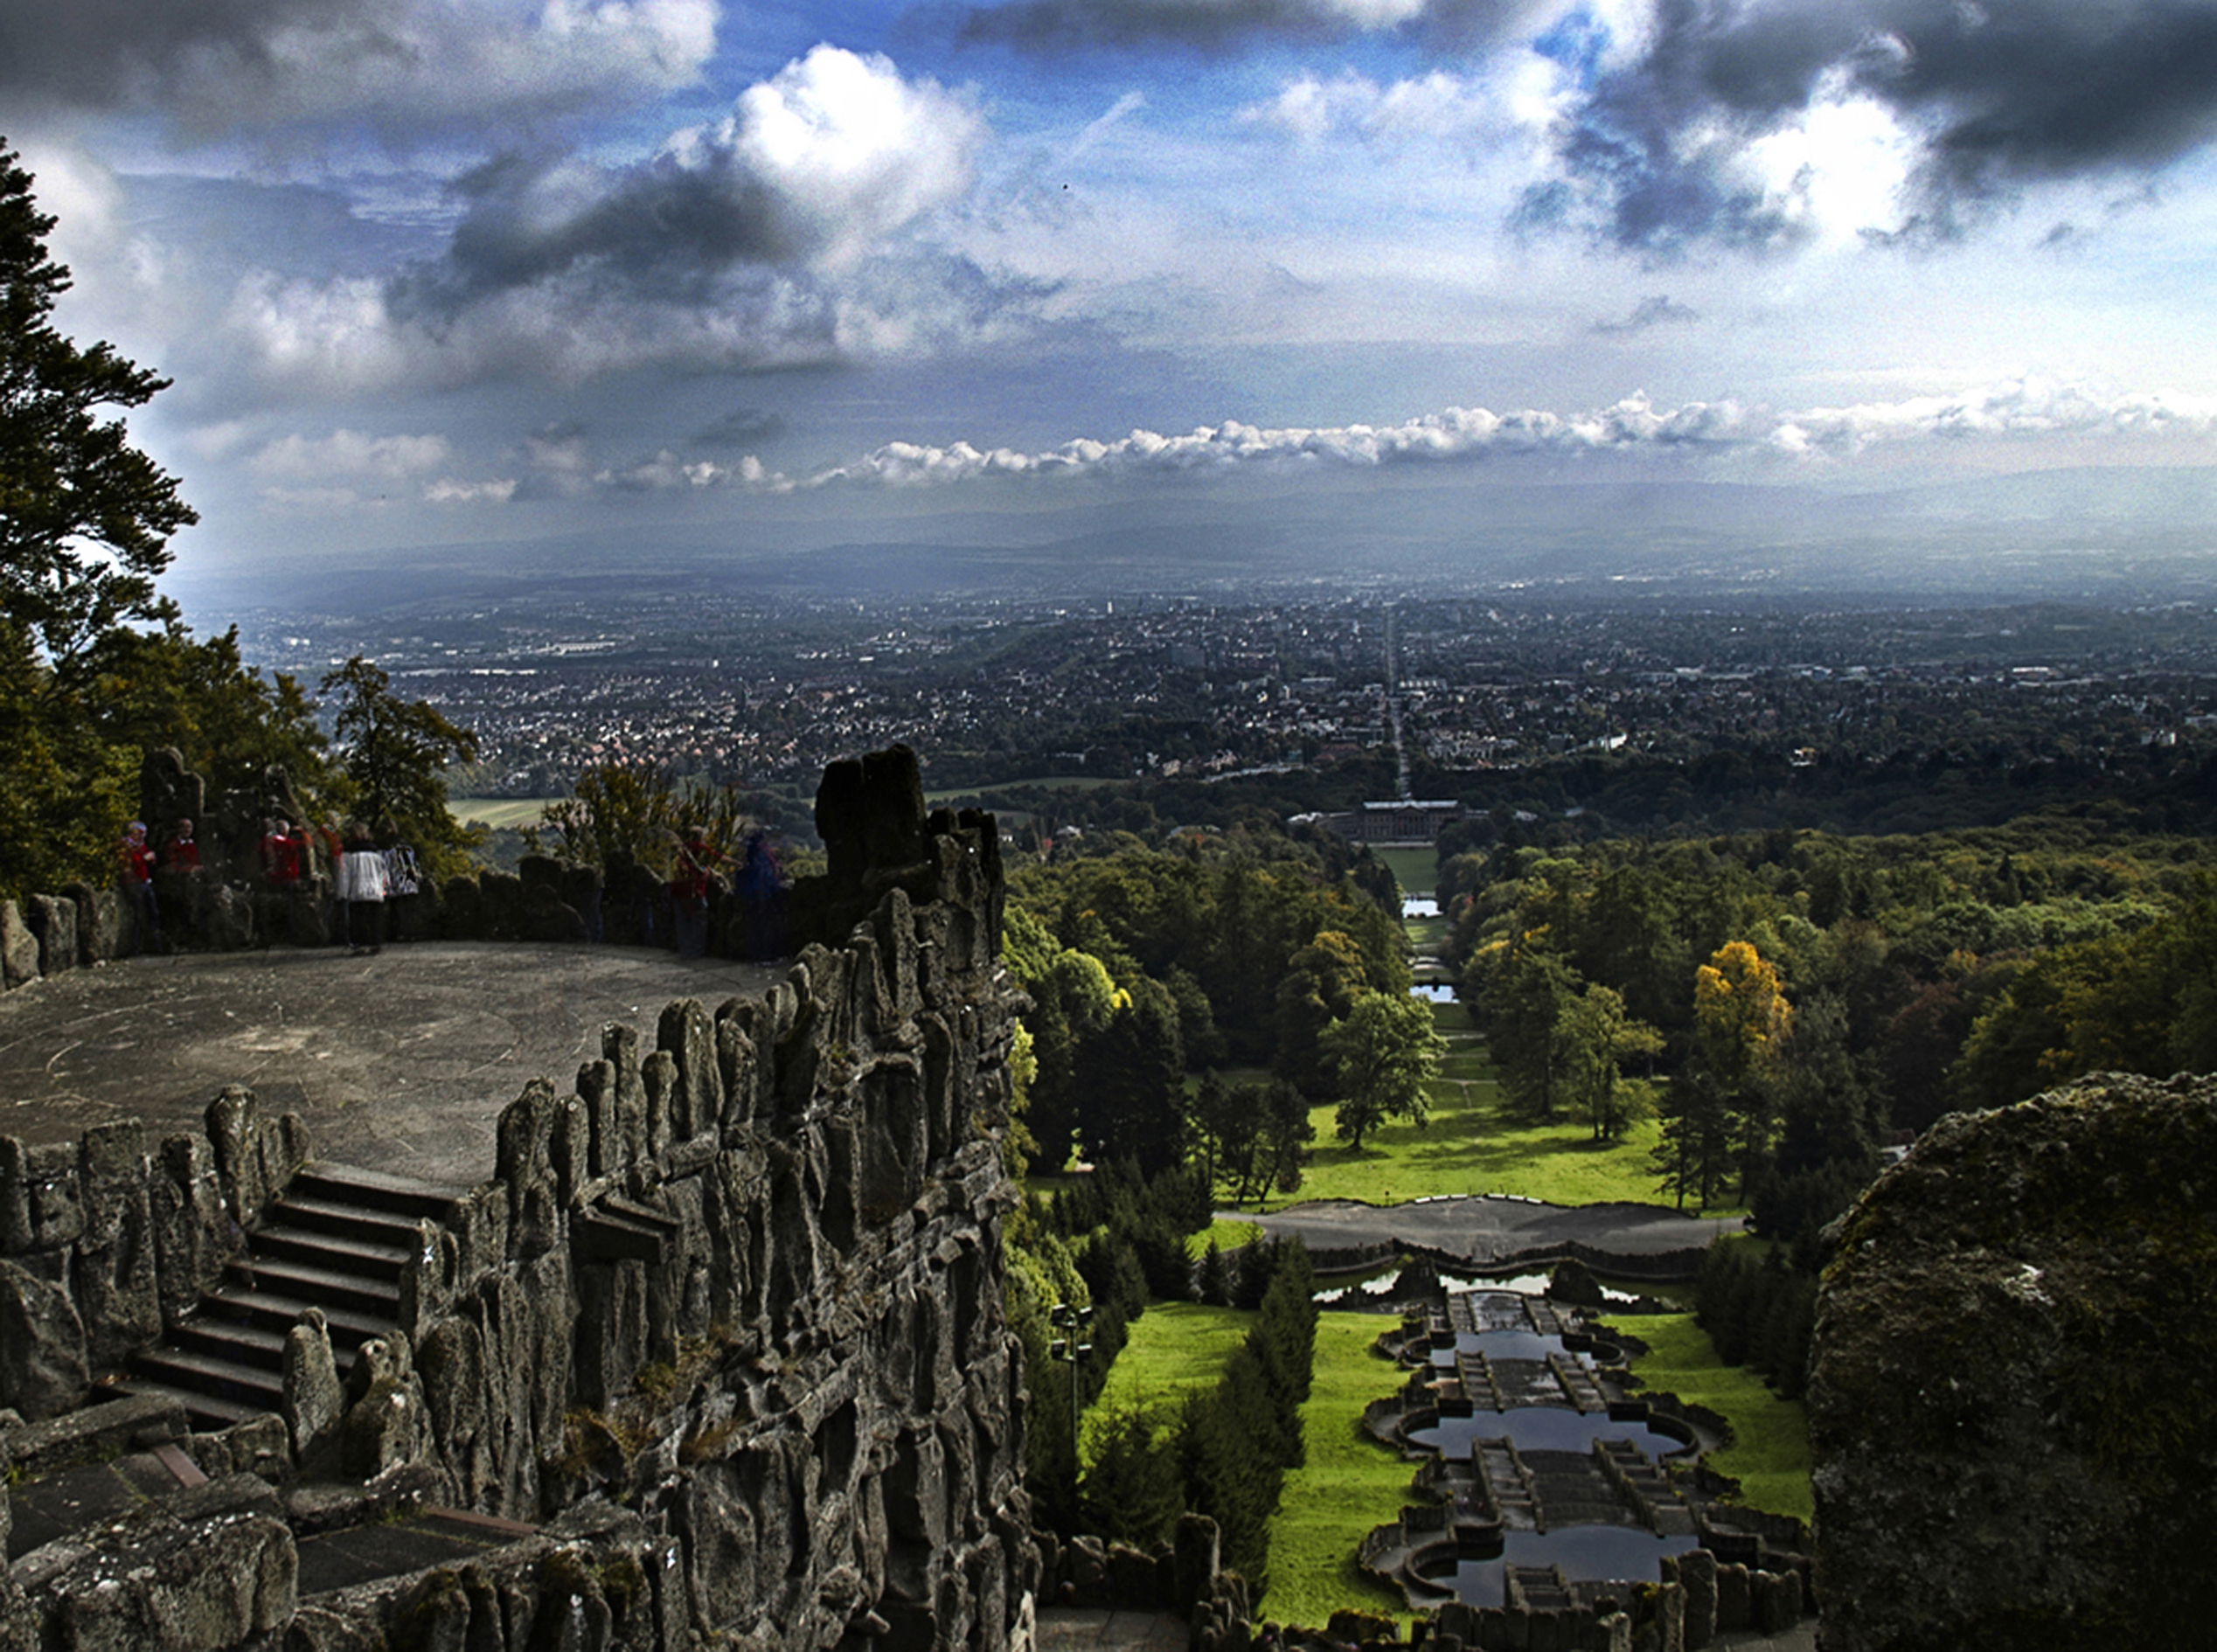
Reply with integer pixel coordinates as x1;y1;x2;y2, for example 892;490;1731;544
0;746;1038;1652
1350;1290;1814;1652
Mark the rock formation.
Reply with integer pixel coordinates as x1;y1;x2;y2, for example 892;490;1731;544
1809;1072;2217;1652
0;746;1036;1652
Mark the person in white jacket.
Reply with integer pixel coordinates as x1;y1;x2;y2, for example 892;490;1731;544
338;823;389;954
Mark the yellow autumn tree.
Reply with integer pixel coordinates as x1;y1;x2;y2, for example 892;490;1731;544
1693;940;1794;1197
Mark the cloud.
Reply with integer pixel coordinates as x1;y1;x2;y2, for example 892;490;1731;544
693;407;789;448
248;428;453;480
1526;0;2217;250
396;378;2217;509
0;0;717;140
947;0;1580;52
1241;69;1503;143
708;380;2217;493
219;47;1039;390
1592;294;1698;334
954;0;1429;52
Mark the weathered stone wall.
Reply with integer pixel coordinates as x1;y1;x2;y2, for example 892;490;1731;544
1809;1072;2217;1652
3;747;1036;1652
0;1093;304;1419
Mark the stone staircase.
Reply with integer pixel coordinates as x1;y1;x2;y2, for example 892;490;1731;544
117;1163;464;1431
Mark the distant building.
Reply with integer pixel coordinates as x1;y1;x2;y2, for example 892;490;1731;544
1315;799;1464;844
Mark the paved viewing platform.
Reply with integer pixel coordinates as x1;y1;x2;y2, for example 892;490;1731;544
0;943;777;1187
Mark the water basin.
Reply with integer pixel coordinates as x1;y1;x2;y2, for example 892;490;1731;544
1419;1527;1702;1606
1408;1407;1688;1461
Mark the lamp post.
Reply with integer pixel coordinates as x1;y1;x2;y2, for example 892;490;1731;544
1048;1301;1094;1496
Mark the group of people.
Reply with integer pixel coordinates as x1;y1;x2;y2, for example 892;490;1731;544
670;827;786;959
258;817;421;954
117;816;202;953
119;814;421;954
123;811;782;961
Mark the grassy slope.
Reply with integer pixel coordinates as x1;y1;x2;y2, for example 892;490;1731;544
1084;1301;1253;1461
1369;845;1440;899
1254;1003;1722;1214
1255;1313;1418;1632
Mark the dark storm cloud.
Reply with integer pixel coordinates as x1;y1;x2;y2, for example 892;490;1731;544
694;407;789;448
0;0;715;138
1593;294;1699;333
407;149;803;309
1539;0;2217;249
0;0;365;108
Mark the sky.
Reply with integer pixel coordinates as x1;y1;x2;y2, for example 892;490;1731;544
12;0;2217;603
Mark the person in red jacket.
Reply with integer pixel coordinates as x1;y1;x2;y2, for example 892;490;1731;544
261;817;305;887
163;818;202;875
671;829;723;958
121;821;162;953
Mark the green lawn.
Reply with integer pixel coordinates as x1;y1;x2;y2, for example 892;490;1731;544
1247;1003;1730;1214
1084;1301;1253;1461
1087;1304;1418;1631
1255;1312;1418;1632
448;797;552;829
1615;1312;1814;1525
1370;845;1440;899
1190;1218;1266;1258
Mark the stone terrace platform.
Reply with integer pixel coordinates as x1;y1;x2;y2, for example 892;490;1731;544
0;944;777;1186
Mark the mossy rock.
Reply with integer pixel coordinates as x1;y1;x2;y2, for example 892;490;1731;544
1810;1072;2217;1652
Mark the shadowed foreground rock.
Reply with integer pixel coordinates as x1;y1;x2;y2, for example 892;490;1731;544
1809;1072;2217;1652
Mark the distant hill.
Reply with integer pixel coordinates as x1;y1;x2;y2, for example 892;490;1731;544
174;465;2217;615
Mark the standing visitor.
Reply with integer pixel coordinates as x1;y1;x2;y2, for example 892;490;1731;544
338;823;388;954
316;816;348;947
120;822;161;954
160;816;204;947
671;829;721;958
381;840;422;941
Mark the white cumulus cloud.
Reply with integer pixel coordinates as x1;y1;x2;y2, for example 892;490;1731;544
217;47;1028;392
249;428;454;480
719;380;2217;494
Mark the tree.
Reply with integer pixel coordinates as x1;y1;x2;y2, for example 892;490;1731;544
1692;939;1794;1195
0;146;196;672
528;760;747;881
1478;934;1581;1120
1559;982;1663;1142
1322;990;1446;1150
1273;928;1369;1096
1080;1405;1184;1547
320;656;481;869
1080;975;1187;1177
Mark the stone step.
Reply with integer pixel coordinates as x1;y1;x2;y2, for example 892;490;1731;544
228;1256;401;1319
288;1163;466;1223
1505;1565;1574;1611
268;1190;430;1250
127;1347;284;1418
107;1375;266;1433
169;1315;291;1373
197;1286;392;1351
250;1223;413;1282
